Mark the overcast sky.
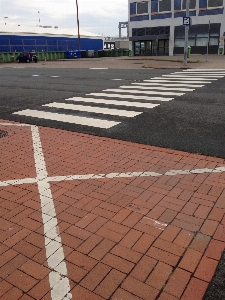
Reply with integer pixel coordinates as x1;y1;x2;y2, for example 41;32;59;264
0;0;128;37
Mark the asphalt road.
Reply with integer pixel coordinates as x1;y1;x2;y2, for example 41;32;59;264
0;67;225;158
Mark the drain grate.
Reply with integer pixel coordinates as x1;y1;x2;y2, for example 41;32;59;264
0;130;8;139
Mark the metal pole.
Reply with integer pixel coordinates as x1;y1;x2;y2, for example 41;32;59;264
76;0;81;51
183;0;190;66
206;20;210;62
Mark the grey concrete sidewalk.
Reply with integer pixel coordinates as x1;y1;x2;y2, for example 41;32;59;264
1;54;225;69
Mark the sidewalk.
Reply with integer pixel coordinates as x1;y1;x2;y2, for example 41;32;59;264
1;54;225;69
0;120;225;300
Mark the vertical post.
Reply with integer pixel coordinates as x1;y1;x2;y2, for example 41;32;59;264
76;0;81;51
183;0;190;66
206;20;210;62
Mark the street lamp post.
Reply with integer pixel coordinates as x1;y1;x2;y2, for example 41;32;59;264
76;0;81;51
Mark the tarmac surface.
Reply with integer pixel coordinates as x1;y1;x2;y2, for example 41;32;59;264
0;55;225;300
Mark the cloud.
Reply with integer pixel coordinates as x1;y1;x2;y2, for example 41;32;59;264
0;0;128;36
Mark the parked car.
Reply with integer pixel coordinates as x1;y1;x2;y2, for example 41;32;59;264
16;52;38;63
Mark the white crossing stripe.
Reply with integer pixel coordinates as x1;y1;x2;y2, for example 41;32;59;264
184;69;225;71
13;109;120;129
162;75;220;79
43;102;142;118
132;82;204;88
170;74;224;78
144;77;211;84
174;71;225;75
102;89;184;96
88;93;174;101
119;85;195;92
65;97;160;108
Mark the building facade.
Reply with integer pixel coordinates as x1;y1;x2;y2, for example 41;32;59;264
128;0;225;56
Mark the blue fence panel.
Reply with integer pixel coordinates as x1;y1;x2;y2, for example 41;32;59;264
23;39;36;46
0;34;103;52
0;45;10;52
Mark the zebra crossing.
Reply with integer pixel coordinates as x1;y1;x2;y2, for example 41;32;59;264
13;69;225;130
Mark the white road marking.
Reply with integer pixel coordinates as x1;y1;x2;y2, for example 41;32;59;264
65;97;160;109
184;69;225;71
119;85;195;92
132;82;204;88
112;79;123;81
144;79;211;84
0;123;72;300
32;75;40;77
88;93;174;101
102;88;184;96
1;167;225;187
50;76;60;78
43;102;142;118
89;68;108;70
175;71;225;75
162;75;220;79
13;109;120;129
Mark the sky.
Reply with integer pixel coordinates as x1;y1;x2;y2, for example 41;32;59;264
0;0;128;37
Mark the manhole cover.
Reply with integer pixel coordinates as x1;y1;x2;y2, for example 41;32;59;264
0;130;8;138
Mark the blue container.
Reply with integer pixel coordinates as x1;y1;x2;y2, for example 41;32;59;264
73;50;81;58
66;50;81;59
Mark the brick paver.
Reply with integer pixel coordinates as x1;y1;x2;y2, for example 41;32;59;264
0;115;225;299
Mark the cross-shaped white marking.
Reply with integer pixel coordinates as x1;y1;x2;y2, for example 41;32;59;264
1;122;225;300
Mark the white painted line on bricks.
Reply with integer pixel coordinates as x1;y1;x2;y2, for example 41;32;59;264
43;102;142;118
87;93;174;101
102;89;184;96
30;125;72;300
1;165;225;187
132;82;204;88
142;217;168;231
65;97;160;109
13;109;120;129
119;85;195;92
144;79;211;84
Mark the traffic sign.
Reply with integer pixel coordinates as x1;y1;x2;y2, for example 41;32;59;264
183;17;191;26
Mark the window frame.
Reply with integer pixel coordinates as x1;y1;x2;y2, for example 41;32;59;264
207;0;223;9
136;1;149;15
158;0;172;13
181;0;197;11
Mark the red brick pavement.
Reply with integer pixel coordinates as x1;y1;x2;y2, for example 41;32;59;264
0;120;225;299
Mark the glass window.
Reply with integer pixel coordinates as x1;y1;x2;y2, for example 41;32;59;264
135;42;140;55
159;0;171;12
208;0;223;7
196;38;208;46
188;38;195;46
182;0;196;10
210;38;219;45
137;2;148;14
174;38;184;47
